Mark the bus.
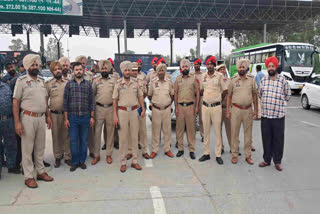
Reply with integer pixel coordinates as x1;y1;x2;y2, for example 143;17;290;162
230;42;317;93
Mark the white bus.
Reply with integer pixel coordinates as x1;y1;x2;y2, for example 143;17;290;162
230;42;317;93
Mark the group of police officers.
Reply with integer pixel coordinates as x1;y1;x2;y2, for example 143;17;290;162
0;53;263;189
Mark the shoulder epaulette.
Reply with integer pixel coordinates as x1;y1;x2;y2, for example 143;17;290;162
17;75;27;80
117;78;123;83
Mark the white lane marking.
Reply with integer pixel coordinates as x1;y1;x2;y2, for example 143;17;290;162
150;186;167;214
286;106;301;109
145;147;153;167
301;121;320;128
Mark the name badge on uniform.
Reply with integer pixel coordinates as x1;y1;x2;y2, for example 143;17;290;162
120;83;125;90
26;81;31;87
203;76;207;82
52;85;58;88
155;82;159;88
235;80;240;87
223;78;227;83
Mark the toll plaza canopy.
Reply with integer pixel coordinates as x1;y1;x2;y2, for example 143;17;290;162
0;0;320;33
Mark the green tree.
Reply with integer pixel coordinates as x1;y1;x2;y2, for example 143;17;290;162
44;38;64;60
8;39;28;51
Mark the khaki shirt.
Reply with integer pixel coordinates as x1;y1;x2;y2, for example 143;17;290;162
137;72;147;96
62;73;72;81
221;77;231;107
112;77;143;107
113;72;120;80
45;77;68;111
148;77;174;108
174;73;199;103
147;70;171;83
201;72;228;104
228;74;257;106
13;74;47;113
92;75;117;105
71;71;93;82
193;71;204;93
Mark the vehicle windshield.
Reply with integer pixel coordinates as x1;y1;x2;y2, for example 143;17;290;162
284;45;314;67
41;69;52;77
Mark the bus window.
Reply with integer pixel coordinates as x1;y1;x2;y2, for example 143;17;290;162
262;53;268;62
256;53;262;63
244;55;249;60
269;52;276;57
250;54;255;63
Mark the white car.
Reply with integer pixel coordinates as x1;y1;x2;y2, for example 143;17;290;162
301;75;320;109
40;69;53;82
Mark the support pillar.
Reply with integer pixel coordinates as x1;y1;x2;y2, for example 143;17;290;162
117;34;120;54
40;32;44;56
219;33;222;60
27;30;30;51
123;19;127;54
57;41;60;59
170;32;173;66
196;23;201;58
263;23;267;43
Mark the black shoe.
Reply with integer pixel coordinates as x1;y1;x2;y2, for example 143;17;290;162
201;137;204;142
175;142;178;149
216;157;224;165
199;155;210;162
238;152;242;156
43;161;51;167
221;149;224;155
138;144;141;149
114;142;119;150
64;159;72;166
80;163;87;170
189;152;196;160
70;164;78;172
54;159;61;168
89;153;94;158
102;144;106;150
8;168;21;174
176;151;184;157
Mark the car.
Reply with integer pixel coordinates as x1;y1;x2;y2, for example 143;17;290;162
40;69;53;82
301;75;320;109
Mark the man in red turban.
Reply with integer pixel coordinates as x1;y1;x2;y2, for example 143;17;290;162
258;56;291;171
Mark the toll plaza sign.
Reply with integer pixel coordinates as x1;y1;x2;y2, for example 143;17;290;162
0;0;83;16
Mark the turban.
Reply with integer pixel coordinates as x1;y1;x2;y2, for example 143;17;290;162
49;61;62;73
23;54;41;71
156;63;167;73
236;59;251;71
180;59;191;68
205;56;216;66
136;59;142;64
194;58;202;65
75;55;87;63
120;61;132;73
265;56;279;69
151;57;158;64
216;64;226;71
108;58;115;67
98;60;112;71
58;56;70;66
132;62;139;70
157;57;166;65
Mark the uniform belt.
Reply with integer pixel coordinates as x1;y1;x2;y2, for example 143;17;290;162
233;104;251;110
118;105;138;111
0;114;12;121
152;104;171;110
96;102;112;108
178;102;194;107
203;101;221;107
50;110;64;114
23;110;45;117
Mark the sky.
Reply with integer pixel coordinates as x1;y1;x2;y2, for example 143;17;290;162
0;33;235;62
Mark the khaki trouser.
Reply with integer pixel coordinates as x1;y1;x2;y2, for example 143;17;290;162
51;113;71;160
231;106;253;158
128;115;148;154
152;106;171;153
88;126;95;154
221;107;231;150
199;97;204;137
258;97;262;118
202;105;222;157
21;113;46;179
176;104;195;152
118;109;139;165
94;105;114;157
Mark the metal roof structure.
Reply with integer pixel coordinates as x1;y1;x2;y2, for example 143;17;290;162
0;0;320;37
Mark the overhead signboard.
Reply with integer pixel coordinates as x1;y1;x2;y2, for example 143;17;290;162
0;0;83;16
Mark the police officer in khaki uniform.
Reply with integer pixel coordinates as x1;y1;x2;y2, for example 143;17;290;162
112;61;145;173
174;59;200;160
148;64;174;158
192;58;204;142
92;60;117;165
75;55;95;157
59;57;72;80
226;59;258;165
13;54;54;188
126;62;150;160
216;64;232;154
146;57;158;83
45;61;71;168
198;56;227;165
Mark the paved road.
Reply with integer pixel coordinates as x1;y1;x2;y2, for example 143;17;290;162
1;95;319;214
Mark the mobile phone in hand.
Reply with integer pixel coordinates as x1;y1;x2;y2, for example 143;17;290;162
115;123;120;130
